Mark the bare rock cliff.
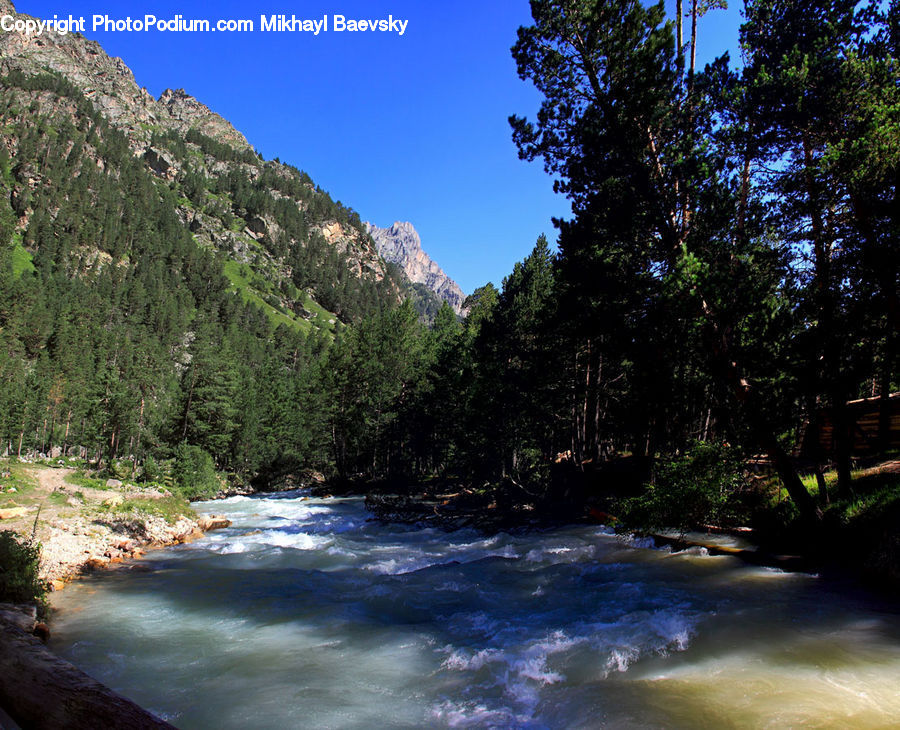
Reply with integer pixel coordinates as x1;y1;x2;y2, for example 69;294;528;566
366;221;466;314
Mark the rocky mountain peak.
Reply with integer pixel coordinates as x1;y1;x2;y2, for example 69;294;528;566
0;6;251;154
366;221;467;315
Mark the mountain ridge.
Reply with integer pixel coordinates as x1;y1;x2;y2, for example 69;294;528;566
365;221;467;315
0;0;404;330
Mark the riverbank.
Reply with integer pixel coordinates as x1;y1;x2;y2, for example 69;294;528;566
0;461;234;728
360;458;900;593
0;461;232;592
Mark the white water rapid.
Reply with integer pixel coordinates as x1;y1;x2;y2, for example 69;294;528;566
49;491;900;728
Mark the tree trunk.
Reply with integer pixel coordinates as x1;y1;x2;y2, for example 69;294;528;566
877;290;896;453
181;365;197;442
689;0;698;81
676;0;684;71
758;429;823;522
133;396;145;478
802;135;852;497
62;411;71;458
701;295;821;524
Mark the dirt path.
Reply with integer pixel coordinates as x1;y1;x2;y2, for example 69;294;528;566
35;467;74;494
1;465;209;583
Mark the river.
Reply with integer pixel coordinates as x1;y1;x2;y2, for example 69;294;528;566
49;491;900;728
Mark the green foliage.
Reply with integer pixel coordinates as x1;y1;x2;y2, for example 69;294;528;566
172;444;219;499
107;495;194;525
0;531;46;607
0;2;895;539
10;239;34;278
64;471;110;491
618;442;745;534
138;455;166;485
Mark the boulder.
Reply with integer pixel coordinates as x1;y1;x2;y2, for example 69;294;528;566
105;478;123;489
0;615;176;729
85;555;110;570
197;515;232;531
0;507;27;520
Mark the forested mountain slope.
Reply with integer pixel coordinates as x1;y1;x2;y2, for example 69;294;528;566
0;0;408;478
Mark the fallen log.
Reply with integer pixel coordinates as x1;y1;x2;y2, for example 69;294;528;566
0;617;174;730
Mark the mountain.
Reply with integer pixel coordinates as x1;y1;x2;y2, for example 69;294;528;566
0;0;413;477
0;0;400;333
365;221;467;315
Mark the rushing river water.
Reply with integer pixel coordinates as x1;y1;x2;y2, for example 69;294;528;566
50;491;900;728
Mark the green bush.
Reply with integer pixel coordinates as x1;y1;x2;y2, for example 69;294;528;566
138;455;164;484
0;530;46;608
172;444;219;500
617;441;745;535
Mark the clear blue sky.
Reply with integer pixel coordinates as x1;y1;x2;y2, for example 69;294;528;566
13;0;742;294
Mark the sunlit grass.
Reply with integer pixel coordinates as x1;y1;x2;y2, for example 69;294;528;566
99;495;195;525
11;236;35;277
0;461;39;508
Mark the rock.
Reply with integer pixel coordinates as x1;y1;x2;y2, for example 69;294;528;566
365;221;467;314
0;603;37;633
105;478;123;489
102;494;124;507
300;469;326;486
143;146;176;178
49;446;62;458
85;555;110;570
49;580;66;592
0;612;177;729
246;216;268;236
0;507;27;519
198;515;232;531
159;88;252;151
31;623;50;641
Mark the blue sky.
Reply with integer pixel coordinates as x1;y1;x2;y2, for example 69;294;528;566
13;0;742;294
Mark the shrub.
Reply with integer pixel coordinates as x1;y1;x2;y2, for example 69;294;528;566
172;444;219;500
617;441;745;535
0;530;46;608
138;455;164;484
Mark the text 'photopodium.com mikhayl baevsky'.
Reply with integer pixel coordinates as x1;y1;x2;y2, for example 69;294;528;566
0;12;409;37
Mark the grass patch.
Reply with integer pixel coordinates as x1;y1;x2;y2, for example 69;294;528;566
47;491;70;507
64;471;111;491
302;292;340;331
0;462;39;508
105;495;195;525
223;257;318;334
822;468;900;527
11;236;35;277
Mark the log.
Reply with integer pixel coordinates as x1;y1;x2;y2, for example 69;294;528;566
0;618;175;730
